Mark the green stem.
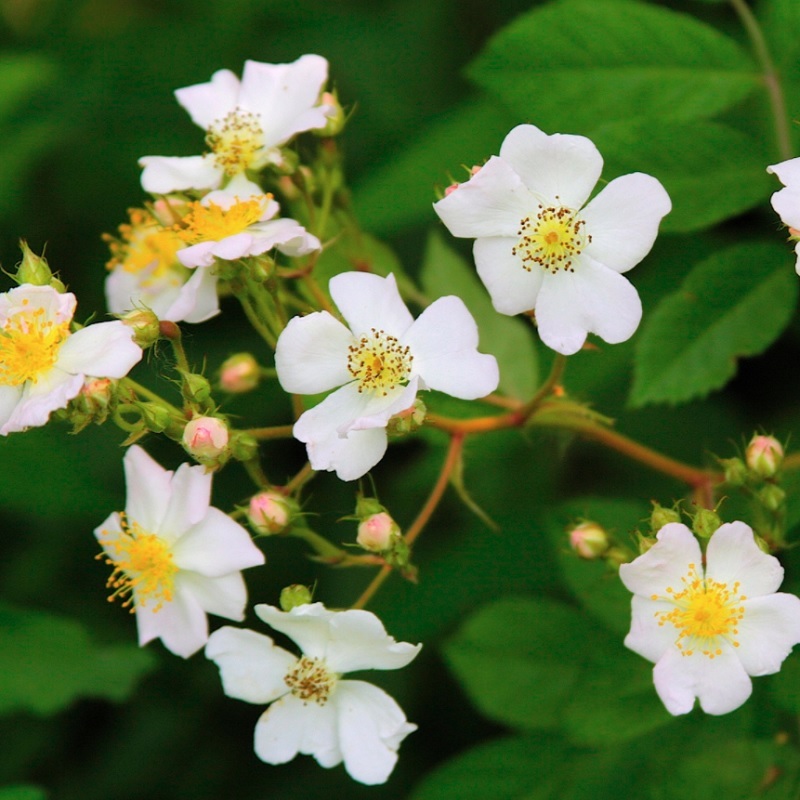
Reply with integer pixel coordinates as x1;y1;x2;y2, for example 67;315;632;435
245;425;295;440
730;0;793;160
121;377;182;417
239;295;278;349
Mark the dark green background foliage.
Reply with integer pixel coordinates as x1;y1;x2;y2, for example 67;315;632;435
2;0;800;797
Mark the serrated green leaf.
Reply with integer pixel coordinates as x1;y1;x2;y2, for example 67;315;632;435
0;602;156;715
467;0;758;133
631;242;798;407
352;96;517;234
409;735;565;800
593;120;773;233
443;596;670;744
0;788;47;800
421;231;539;399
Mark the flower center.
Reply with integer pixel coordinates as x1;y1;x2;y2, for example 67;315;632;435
652;562;746;659
205;108;265;176
175;198;267;245
512;203;590;274
284;656;337;705
98;513;177;612
0;303;70;386
104;209;185;284
347;328;413;395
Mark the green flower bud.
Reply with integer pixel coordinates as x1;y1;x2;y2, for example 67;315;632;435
568;521;609;560
746;435;784;479
119;308;161;348
354;494;386;520
692;508;722;539
229;431;259;462
650;503;681;534
137;402;172;433
280;584;313;611
16;240;53;286
314;90;347;137
180;371;213;408
386;398;427;437
720;457;748;487
758;484;786;513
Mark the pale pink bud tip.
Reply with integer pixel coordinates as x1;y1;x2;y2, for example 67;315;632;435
357;512;398;552
248;491;290;534
182;416;229;459
444;183;460;196
220;353;260;393
568;522;609;560
746;435;784;479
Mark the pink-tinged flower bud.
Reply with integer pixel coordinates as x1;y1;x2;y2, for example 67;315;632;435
120;308;161;348
568;521;609;560
357;512;399;552
220;353;260;393
248;490;291;535
469;165;482;176
444;183;460;196
315;90;346;137
183;416;229;464
746;435;784;479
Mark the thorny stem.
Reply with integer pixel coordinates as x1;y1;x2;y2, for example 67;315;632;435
730;0;793;161
351;433;465;609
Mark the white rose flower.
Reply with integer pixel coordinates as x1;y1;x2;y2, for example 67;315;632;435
206;602;421;784
0;284;142;435
140;55;332;194
274;272;499;480
767;156;800;274
620;521;800;715
95;445;265;658
434;124;671;355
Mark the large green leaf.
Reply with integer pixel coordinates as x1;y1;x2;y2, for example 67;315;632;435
467;0;759;133
352;96;517;234
0;602;155;715
0;788;47;800
421;231;539;400
443;596;670;745
631;242;798;407
593;120;773;233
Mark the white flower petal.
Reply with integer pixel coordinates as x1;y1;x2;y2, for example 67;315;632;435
535;256;642;355
136;580;209;658
402;296;499;399
247;218;321;257
174;68;239;130
0;284;75;322
56;321;142;378
433;156;534;238
733;593;800;676
139;155;222;194
620;523;702;598
581;172;671;273
305;425;389;481
653;644;752;716
0;384;23;430
498;123;603;209
179;571;248;621
122;446;173;533
624;594;679;664
473;236;544;315
705;521;785;597
256;603;338;659
329;273;414;337
770;186;800;230
158;461;212;541
176;241;218;269
335;680;416;785
206;626;296;704
1;370;83;434
274;311;354;394
172;508;264;576
240;55;331;147
795;242;800;276
164;265;220;324
254;694;341;767
767;156;800;187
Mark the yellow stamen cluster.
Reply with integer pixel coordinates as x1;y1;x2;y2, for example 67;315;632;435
98;513;178;613
174;198;266;245
652;563;746;659
512;202;590;273
205;108;265;176
284;656;337;705
103;208;185;284
0;302;69;386
347;328;413;395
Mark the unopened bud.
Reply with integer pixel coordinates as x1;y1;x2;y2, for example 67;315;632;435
444;183;460;196
692;508;722;539
220;353;260;393
357;512;400;552
568;521;610;560
650;503;681;534
180;371;213;408
138;402;172;433
16;240;53;286
183;416;229;465
120;307;161;348
248;490;292;535
280;584;313;611
758;484;786;513
354;494;386;519
720;457;748;487
315;90;346;137
746;435;784;479
635;533;657;555
229;431;259;462
387;398;427;436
